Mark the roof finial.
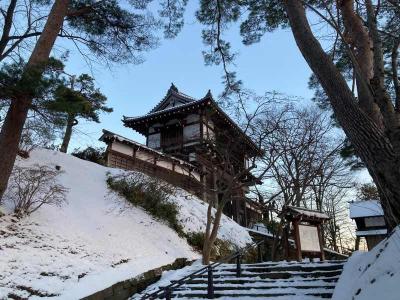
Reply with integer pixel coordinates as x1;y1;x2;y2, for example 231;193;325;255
205;89;213;98
169;83;178;93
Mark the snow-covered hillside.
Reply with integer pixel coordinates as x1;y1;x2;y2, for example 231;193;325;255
0;149;252;299
332;226;400;300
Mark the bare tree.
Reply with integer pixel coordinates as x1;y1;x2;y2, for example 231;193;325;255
261;106;352;209
323;187;354;253
245;105;355;257
5;164;67;216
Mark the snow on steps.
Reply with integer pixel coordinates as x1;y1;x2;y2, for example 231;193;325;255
138;260;345;299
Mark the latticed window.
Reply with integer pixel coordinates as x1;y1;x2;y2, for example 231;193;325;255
161;127;183;147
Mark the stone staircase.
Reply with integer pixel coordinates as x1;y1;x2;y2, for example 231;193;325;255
165;260;345;299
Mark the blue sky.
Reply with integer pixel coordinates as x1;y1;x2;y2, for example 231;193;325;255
64;3;314;151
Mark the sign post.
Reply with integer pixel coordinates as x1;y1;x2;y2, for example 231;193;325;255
280;206;330;261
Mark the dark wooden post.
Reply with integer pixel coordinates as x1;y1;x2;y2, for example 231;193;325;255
200;110;204;143
243;193;248;227
207;266;214;299
355;236;360;251
317;224;325;261
234;196;240;224
236;254;242;277
284;224;290;259
164;287;171;300
293;219;302;262
132;147;137;165
105;144;111;166
257;242;262;262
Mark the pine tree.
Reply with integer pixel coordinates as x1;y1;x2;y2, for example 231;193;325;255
45;74;111;153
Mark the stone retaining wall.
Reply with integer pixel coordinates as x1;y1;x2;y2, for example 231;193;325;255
81;258;189;300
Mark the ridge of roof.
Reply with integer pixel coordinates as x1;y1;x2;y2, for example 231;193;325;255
149;83;197;113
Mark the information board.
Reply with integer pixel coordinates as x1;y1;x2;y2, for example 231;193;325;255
299;224;320;252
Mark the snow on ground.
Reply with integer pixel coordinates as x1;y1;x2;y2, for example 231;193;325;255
332;226;400;300
0;149;251;299
173;192;252;248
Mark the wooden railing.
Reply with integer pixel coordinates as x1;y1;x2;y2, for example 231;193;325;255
140;240;266;299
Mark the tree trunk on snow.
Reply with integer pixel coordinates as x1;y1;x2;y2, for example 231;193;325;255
202;205;223;265
0;0;70;200
60;114;77;153
283;0;400;229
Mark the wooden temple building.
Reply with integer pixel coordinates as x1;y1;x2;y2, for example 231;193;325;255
100;84;264;227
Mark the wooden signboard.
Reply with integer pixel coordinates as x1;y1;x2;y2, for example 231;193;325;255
298;225;320;252
281;206;330;262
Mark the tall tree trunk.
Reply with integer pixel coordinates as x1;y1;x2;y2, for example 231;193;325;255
202;204;223;265
0;0;69;200
60;114;77;153
283;0;400;228
339;0;381;126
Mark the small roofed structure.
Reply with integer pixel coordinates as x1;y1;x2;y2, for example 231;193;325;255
280;206;330;261
349;200;388;250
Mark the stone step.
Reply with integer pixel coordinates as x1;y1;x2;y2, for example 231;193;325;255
216;264;343;273
172;276;340;285
159;295;332;300
168;289;334;299
194;270;343;279
235;261;346;267
174;284;335;291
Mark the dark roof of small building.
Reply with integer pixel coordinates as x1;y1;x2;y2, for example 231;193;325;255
123;84;263;156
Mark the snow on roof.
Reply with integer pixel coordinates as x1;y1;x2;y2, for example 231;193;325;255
286;206;330;220
349;200;384;218
356;229;388;236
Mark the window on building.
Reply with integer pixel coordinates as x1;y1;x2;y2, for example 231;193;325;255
161;127;183;147
147;133;161;149
364;216;386;227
